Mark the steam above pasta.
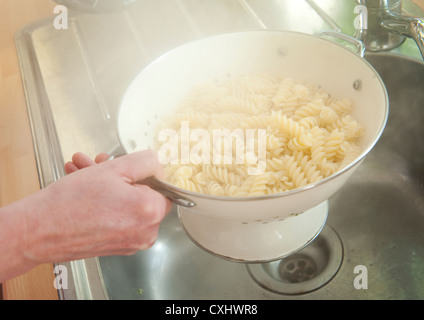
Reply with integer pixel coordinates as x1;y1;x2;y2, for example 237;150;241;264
156;74;364;197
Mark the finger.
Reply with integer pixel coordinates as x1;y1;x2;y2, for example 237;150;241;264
72;152;96;169
64;162;79;174
95;153;111;164
134;184;171;225
155;163;166;181
134;224;161;251
108;150;164;183
164;198;173;215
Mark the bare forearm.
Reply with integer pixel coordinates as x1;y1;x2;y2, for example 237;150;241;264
0;150;171;282
0;186;72;282
0;197;38;282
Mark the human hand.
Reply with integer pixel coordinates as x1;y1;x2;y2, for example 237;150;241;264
23;150;172;265
64;152;111;174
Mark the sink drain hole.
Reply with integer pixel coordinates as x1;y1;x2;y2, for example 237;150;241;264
246;225;343;295
279;254;317;283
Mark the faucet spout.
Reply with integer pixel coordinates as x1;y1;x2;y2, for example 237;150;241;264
356;0;424;60
381;12;424;59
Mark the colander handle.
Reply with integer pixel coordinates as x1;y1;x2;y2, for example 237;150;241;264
136;176;197;208
317;31;366;57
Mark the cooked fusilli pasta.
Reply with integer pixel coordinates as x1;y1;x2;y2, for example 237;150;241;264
156;74;364;196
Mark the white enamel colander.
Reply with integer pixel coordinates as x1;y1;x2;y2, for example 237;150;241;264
117;30;388;262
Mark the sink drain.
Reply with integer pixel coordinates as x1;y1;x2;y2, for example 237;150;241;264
278;254;317;283
246;225;343;295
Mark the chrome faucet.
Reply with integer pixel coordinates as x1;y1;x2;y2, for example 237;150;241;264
356;0;424;59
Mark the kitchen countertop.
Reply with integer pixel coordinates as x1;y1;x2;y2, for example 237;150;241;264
1;0;424;300
0;0;58;300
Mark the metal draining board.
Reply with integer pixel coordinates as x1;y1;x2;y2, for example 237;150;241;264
15;0;341;300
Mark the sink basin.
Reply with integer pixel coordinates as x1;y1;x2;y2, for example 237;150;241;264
98;52;424;300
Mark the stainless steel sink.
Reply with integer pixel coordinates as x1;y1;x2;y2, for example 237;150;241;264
98;52;424;300
15;0;424;300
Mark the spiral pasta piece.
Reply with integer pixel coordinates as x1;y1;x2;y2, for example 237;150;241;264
156;74;364;197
